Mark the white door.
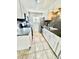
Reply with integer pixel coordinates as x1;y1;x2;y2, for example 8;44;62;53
32;17;41;32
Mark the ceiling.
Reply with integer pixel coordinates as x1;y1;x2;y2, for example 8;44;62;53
17;0;61;18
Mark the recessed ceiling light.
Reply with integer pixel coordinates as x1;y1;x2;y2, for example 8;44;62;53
35;0;40;3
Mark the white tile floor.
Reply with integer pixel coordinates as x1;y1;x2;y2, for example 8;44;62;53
17;32;57;59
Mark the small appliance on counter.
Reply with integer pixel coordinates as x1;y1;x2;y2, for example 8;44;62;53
17;18;30;36
17;13;31;36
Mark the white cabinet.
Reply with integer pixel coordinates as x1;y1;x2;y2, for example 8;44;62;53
17;28;32;50
42;28;61;57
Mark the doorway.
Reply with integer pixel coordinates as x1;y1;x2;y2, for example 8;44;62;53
28;11;44;32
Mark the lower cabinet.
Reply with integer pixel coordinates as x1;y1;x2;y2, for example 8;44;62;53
42;28;61;58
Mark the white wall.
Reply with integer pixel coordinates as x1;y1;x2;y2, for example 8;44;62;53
45;0;61;20
17;0;58;18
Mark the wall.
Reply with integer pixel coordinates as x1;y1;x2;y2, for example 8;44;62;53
17;0;59;18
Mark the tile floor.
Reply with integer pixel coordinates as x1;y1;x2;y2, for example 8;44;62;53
17;32;57;59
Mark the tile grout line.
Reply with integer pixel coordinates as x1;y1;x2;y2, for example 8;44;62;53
24;49;50;55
